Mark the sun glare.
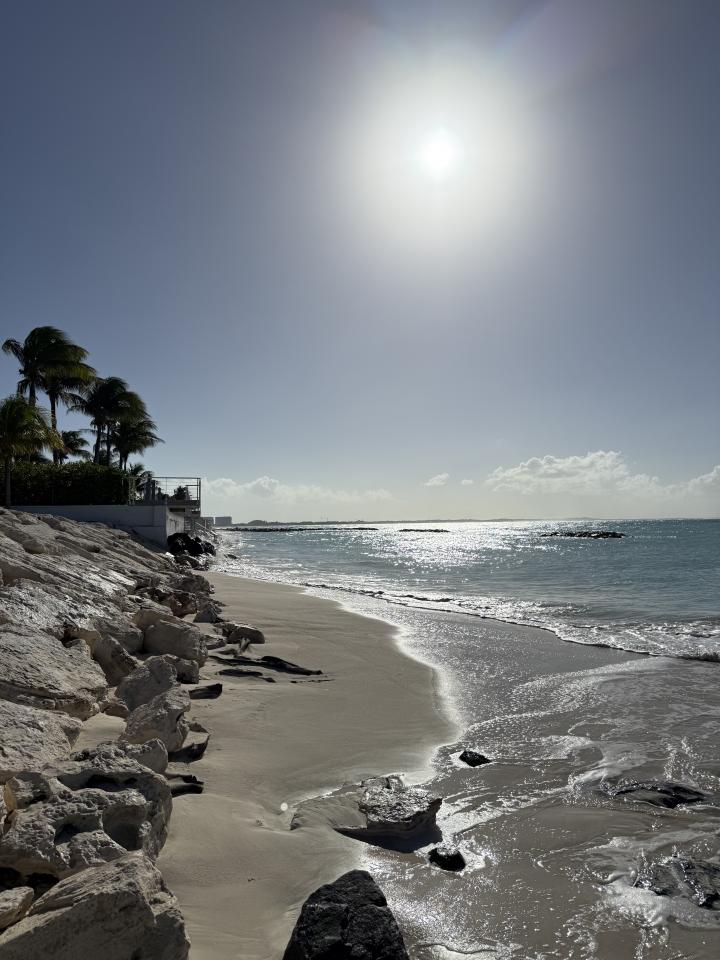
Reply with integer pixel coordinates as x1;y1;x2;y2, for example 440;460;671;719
417;128;463;182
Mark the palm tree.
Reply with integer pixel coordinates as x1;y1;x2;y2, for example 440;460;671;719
2;327;95;413
69;377;146;464
111;415;163;471
0;396;63;506
58;430;92;464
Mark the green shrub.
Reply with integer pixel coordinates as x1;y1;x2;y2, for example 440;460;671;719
2;461;134;506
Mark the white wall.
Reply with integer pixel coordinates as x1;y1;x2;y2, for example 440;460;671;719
13;503;183;547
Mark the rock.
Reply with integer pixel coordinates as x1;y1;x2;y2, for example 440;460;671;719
0;625;108;719
220;621;265;650
428;843;466;872
282;869;409;960
635;856;720;908
0;699;81;783
116;657;178;712
173;573;212;596
292;776;442;849
162;591;198;619
0;745;172;878
258;655;322;676
541;530;625;539
68;616;144;655
170;657;200;684
168;734;209;764
601;779;712;809
0;888;33;931
143;619;208;666
75;739;169;776
102;697;129;719
458;749;492;767
0;852;190;959
122;688;191;753
85;633;140;685
193;599;223;624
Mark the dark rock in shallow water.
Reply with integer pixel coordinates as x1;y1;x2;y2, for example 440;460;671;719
428;843;466;872
601;779;712;809
282;870;409;960
635;857;720;908
459;749;492;767
400;528;448;533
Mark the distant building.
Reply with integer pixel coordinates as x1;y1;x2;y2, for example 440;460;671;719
214;516;233;527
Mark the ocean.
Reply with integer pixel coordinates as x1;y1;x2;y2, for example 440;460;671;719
215;519;720;959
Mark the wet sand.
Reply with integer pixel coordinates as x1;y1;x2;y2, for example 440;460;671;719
158;572;454;960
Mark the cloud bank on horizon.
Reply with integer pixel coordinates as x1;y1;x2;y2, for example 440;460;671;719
204;451;719;520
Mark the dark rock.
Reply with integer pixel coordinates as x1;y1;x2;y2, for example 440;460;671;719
400;528;448;533
458;749;492;767
635;857;720;908
541;530;625;539
601;779;712;809
282;870;409;960
428;843;466;872
168;735;209;764
189;683;223;700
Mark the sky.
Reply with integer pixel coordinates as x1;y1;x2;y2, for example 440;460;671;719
1;0;718;521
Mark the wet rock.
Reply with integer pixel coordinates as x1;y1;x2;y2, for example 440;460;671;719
602;779;712;809
458;749;492;767
116;657;177;712
0;852;190;959
0;887;33;931
428;843;466;872
0;699;81;784
0;625;107;719
122;688;190;753
635;856;720;908
0;745;172;878
293;776;442;849
283;870;408;960
541;530;624;539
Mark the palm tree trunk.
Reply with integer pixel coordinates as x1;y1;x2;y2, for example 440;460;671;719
105;428;112;466
50;393;59;464
28;383;36;407
4;458;11;507
93;426;102;464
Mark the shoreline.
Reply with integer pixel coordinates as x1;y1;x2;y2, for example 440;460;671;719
158;571;455;959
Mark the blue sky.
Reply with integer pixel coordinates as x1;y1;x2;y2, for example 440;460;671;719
1;1;718;520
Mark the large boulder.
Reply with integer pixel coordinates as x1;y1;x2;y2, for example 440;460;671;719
116;658;178;712
143;620;207;666
0;626;108;719
122;688;191;753
0;745;172;879
282;870;409;960
84;634;140;686
0;852;190;959
0;699;81;783
221;621;265;651
292;776;442;849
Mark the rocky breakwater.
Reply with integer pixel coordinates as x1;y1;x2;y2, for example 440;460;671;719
0;507;259;958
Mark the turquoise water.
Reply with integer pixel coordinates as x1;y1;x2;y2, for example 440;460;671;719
217;519;719;659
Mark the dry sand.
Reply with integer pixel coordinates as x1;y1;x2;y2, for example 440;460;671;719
157;572;454;960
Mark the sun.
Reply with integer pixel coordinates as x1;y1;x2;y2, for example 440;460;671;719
417;128;463;182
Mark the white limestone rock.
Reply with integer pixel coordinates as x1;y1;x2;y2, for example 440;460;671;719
0;625;108;719
0;852;190;960
0;699;81;784
85;633;140;685
143;619;208;665
0;745;172;879
115;657;177;712
122;688;191;753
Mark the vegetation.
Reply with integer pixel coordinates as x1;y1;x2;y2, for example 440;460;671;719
1;327;163;492
4;460;133;507
0;397;63;506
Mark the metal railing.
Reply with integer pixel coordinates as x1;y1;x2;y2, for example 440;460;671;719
135;476;201;507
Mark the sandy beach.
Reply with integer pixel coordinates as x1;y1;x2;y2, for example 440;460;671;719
157;572;454;960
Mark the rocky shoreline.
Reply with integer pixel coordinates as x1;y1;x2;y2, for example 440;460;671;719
0;508;273;957
0;508;426;959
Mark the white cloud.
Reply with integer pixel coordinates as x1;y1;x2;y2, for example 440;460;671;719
486;451;720;500
460;478;474;486
425;473;450;487
204;476;392;505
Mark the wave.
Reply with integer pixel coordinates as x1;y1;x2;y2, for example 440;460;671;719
213;552;720;664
